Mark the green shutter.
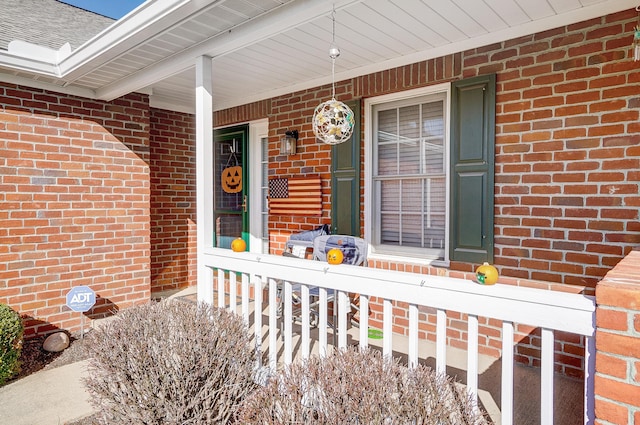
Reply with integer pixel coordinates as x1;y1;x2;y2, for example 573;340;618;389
449;74;495;264
331;100;361;236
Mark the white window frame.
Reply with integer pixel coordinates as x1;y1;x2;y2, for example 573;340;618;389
364;83;451;266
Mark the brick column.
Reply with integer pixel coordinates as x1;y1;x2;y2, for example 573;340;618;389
595;249;640;424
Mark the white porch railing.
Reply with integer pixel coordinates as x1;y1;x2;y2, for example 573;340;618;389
200;248;596;425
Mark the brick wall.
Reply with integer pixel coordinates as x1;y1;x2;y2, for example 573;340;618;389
149;108;196;294
0;83;151;338
595;249;640;424
464;10;640;290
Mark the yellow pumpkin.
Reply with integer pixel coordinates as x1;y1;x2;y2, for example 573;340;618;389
221;166;242;194
476;262;499;285
327;248;344;265
231;238;246;252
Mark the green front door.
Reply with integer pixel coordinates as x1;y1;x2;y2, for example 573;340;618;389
213;125;249;249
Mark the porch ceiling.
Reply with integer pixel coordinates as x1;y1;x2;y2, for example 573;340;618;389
0;0;635;113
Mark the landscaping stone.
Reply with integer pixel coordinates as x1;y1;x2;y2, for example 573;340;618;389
43;332;70;353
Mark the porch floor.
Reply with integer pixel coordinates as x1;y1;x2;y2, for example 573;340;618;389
161;286;584;425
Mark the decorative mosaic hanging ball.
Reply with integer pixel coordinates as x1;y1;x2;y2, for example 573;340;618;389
312;98;355;145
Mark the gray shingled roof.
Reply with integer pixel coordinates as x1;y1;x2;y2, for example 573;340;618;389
0;0;114;51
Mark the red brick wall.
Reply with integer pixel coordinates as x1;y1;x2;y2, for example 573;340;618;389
149;108;196;294
595;249;640;424
466;10;640;290
0;83;151;338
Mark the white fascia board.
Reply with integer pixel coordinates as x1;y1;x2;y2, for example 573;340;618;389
94;0;362;101
0;51;59;76
57;0;219;82
0;71;97;99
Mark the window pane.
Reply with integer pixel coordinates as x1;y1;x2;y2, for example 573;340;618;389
399;105;419;140
423;101;444;137
381;213;399;245
425;177;445;248
424;215;445;249
380;180;399;212
423;138;444;175
378;143;397;175
399;140;420;175
401;179;422;212
378;109;397;142
401;214;423;247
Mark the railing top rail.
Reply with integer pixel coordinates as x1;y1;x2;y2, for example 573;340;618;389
203;248;595;336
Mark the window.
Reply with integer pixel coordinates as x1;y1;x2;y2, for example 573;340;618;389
366;75;495;265
375;96;447;255
367;85;449;262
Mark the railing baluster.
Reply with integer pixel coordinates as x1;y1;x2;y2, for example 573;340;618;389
359;295;369;350
502;321;514;425
584;335;595;425
383;299;392;357
283;280;293;366
319;287;328;357
408;303;418;368
268;277;277;371
217;268;225;309
338;291;348;348
541;328;554;425
436;309;447;375
254;275;263;367
467;314;479;408
229;272;237;313
301;284;310;360
241;273;249;322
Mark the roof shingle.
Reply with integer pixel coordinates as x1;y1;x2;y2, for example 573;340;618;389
0;0;114;51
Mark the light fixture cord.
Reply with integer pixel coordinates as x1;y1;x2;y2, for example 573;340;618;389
331;5;336;99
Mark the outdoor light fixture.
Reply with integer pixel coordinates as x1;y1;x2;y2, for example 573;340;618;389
280;130;298;155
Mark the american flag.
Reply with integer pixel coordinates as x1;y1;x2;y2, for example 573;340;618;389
268;176;322;216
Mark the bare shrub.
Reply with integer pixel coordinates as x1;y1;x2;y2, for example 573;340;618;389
84;300;257;424
237;346;489;424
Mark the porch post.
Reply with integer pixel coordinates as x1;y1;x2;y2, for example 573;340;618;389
195;55;214;305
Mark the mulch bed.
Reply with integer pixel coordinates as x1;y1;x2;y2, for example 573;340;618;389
7;333;90;383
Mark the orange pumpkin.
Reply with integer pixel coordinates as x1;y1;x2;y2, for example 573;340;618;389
221;166;242;194
327;248;344;265
231;238;246;252
476;262;499;285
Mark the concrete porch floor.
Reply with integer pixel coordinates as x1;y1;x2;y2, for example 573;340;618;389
166;286;584;425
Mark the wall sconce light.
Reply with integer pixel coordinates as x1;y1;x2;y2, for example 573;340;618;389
280;130;298;155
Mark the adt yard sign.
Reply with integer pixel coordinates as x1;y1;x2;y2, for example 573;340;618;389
66;286;96;312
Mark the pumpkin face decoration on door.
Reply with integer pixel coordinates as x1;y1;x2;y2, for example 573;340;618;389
221;165;242;193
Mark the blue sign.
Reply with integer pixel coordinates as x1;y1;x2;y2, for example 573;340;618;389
66;286;96;313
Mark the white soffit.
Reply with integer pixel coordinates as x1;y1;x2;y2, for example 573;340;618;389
0;0;636;113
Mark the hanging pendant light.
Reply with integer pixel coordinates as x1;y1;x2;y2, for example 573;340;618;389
312;6;355;145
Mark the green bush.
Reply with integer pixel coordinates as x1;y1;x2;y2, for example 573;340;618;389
0;304;24;385
84;300;258;424
238;346;489;424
